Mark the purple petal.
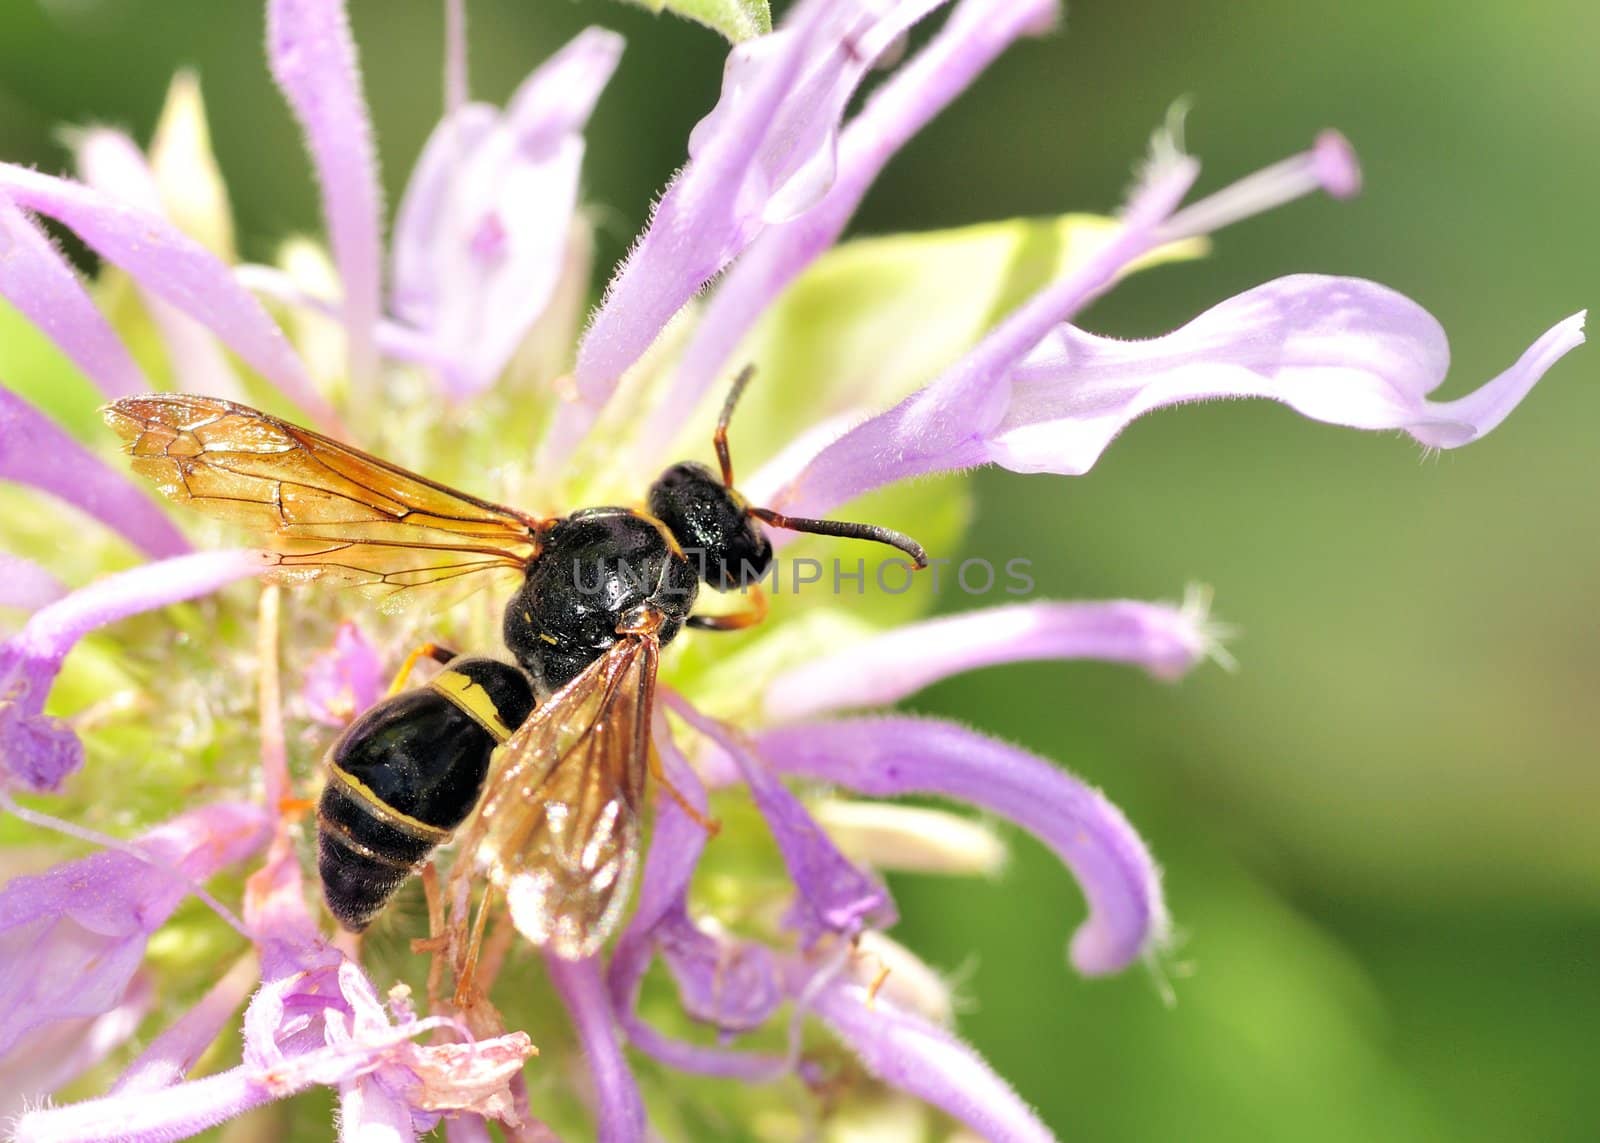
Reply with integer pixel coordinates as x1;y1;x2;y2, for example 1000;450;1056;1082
0;383;189;559
546;954;645;1143
657;0;1058;440
0;554;65;611
339;1075;418;1142
766;598;1221;721
758;716;1167;975
390;29;622;396
670;695;894;944
0;973;152;1123
987;278;1587;470
561;0;948;464
301;620;383;727
0;195;149;399
760;146;1200;517
267;0;382;389
0;164;339;432
25;820;523;1142
15;1064;273;1143
19;1016;532;1143
613;721;710;944
774;274;1585;513
0;801;270;1057
608;724;791;1081
71;127;247;399
112;954;260;1095
0;549;268;790
656;909;784;1034
800;966;1054;1143
388;104;497;330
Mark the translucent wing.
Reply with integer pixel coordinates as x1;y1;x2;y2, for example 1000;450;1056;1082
104;394;546;609
463;635;657;959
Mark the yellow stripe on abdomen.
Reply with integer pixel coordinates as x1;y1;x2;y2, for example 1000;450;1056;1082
429;669;515;743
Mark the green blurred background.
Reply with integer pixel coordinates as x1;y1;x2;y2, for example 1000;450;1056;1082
2;1;1594;1139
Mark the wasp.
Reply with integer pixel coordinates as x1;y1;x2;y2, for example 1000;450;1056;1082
104;369;924;959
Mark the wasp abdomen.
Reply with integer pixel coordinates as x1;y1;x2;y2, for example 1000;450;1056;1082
316;657;535;931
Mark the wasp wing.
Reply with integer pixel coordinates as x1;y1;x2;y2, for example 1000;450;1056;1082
463;635;657;960
104;395;546;610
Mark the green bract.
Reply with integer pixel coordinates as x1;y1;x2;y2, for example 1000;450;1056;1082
619;0;772;41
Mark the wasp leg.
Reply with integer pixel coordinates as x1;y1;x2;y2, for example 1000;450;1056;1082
453;883;497;1011
648;747;723;837
685;583;769;632
413;862;449;1012
385;641;462;697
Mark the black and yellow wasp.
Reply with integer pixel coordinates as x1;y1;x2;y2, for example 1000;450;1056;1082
105;371;924;958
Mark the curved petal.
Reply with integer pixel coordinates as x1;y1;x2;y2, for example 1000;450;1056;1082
773;274;1586;514
765;597;1221;721
0;195;149;399
267;0;382;389
988;277;1587;472
801;968;1054;1143
146;71;237;260
657;0;1059;442
669;694;895;944
561;0;950;465
0;383;189;559
0;549;268;791
0;164;338;432
391;29;622;396
113;954;260;1095
546;954;645;1143
608;722;790;1081
760;143;1200;517
758;131;1372;518
70;126;246;399
14;1063;274;1143
757;716;1167;975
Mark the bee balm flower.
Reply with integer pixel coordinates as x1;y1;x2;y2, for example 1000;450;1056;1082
0;0;1582;1140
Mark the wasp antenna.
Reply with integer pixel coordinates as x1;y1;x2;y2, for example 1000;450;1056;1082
748;506;928;569
713;364;758;488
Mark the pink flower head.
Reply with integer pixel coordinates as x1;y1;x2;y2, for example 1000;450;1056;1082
0;0;1583;1139
301;621;384;727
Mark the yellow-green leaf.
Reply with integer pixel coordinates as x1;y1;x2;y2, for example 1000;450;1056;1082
621;0;770;42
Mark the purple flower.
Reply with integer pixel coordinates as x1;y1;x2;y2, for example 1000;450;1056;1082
0;0;1584;1139
300;621;384;727
0;801;269;1064
0;164;339;431
391;27;622;397
0;550;269;791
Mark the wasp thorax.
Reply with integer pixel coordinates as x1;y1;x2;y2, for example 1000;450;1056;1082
648;461;773;591
504;508;698;696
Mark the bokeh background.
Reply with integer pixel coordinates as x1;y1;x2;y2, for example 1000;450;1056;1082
2;1;1594;1139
